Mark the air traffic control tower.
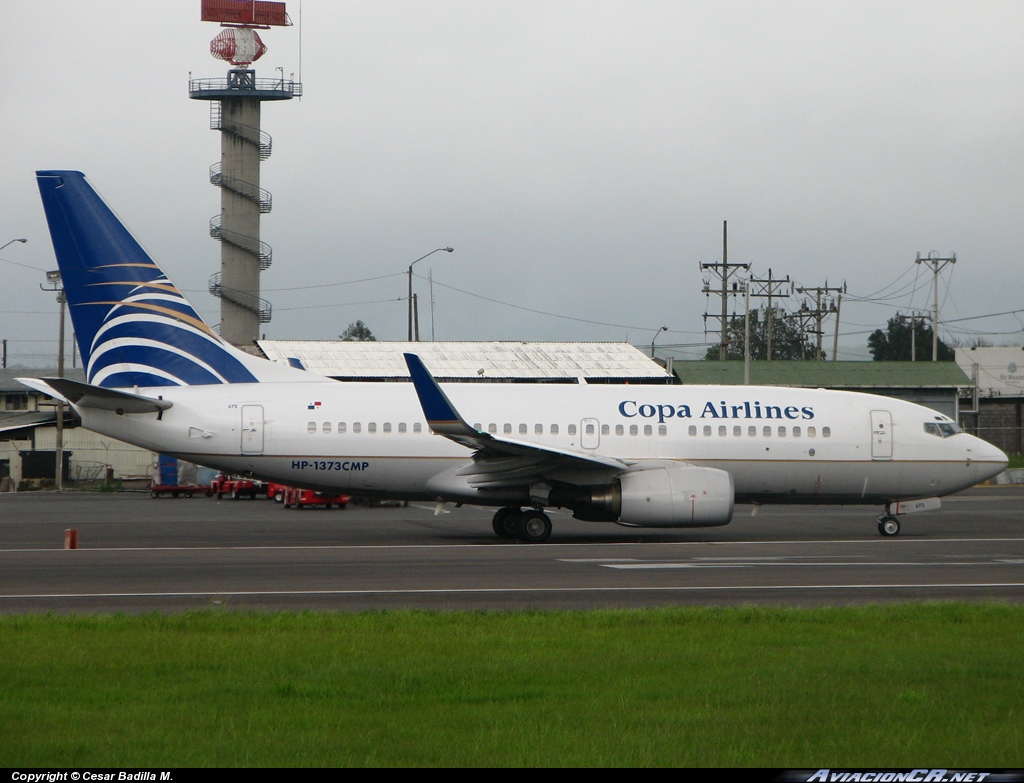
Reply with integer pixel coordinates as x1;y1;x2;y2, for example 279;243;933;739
188;0;301;348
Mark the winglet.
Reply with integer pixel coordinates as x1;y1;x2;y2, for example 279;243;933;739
403;353;477;437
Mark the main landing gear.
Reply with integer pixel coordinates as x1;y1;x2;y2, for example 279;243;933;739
492;507;553;543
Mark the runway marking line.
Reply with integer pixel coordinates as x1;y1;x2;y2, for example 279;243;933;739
3;583;1024;600
1;537;1023;554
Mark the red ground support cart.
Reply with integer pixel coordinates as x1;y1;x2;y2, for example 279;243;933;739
281;486;351;509
206;474;263;500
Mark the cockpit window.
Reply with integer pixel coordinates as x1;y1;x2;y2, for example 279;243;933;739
924;421;962;438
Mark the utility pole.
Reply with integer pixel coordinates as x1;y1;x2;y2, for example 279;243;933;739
915;251;956;361
747;268;792;361
794;282;844;360
41;271;65;490
701;221;749;359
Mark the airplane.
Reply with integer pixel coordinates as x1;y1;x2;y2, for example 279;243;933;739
20;170;1009;543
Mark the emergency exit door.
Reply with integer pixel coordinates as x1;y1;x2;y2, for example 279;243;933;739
870;410;893;460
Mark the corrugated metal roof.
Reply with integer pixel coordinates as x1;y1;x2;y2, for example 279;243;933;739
0;411;57;434
257;341;670;380
1;368;86;393
672;360;971;388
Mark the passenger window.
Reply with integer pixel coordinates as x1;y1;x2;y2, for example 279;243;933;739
748;426;756;437
703;425;712;436
383;422;392;433
616;425;624;436
822;427;831;438
763;426;772;437
323;422;331;434
778;426;786;437
733;426;741;437
551;424;559;435
644;425;652;436
535;423;543;435
398;423;407;433
488;423;497;434
338;422;346;434
473;423;482;431
688;425;697;436
503;423;512;434
368;422;377;433
601;424;610;435
307;421;316;434
718;425;727;437
658;425;667;436
807;426;816;438
520;424;528;435
413;423;422;433
793;426;801;437
568;424;577;436
586;424;595;435
353;422;362;434
629;425;638;436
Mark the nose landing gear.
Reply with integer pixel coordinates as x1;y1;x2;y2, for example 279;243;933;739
877;503;901;537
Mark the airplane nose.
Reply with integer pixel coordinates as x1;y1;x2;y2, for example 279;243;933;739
968;436;1009;481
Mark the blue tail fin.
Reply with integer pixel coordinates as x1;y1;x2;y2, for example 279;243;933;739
36;171;259;388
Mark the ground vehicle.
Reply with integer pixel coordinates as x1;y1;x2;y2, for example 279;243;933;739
149;483;205;498
282;486;351;509
206;474;263;500
267;482;288;502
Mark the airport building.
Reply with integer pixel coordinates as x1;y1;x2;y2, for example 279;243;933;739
955;346;1024;454
668;360;972;421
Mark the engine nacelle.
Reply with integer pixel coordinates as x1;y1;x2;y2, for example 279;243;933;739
548;465;734;528
617;466;734;527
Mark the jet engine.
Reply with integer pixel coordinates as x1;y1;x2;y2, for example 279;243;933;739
550;465;734;528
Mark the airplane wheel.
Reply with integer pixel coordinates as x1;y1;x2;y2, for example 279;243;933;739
516;510;552;543
492;507;521;539
878;516;900;536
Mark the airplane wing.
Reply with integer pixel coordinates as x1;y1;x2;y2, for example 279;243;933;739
403;353;628;483
17;377;173;414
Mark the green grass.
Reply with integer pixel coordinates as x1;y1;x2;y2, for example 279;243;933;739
1007;453;1024;470
2;605;1022;767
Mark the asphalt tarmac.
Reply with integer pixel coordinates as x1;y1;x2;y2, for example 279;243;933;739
1;487;1022;613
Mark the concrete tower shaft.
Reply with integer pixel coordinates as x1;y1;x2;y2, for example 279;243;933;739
189;69;301;347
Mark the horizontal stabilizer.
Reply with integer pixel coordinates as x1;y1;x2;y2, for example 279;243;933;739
17;377;173;414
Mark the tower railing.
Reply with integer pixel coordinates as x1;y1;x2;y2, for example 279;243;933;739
209;216;272;270
210;101;272;159
209;162;272;213
208;272;272;323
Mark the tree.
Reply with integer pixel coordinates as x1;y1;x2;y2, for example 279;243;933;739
703;309;818;360
339;320;376;342
867;315;954;361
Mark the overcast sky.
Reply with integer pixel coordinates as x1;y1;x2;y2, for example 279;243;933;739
2;1;1022;366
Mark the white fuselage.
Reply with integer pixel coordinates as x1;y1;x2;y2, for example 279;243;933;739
74;379;1007;506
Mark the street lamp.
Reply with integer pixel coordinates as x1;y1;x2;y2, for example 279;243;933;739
408;247;453;341
650;326;667;359
40;270;66;491
0;238;28;253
